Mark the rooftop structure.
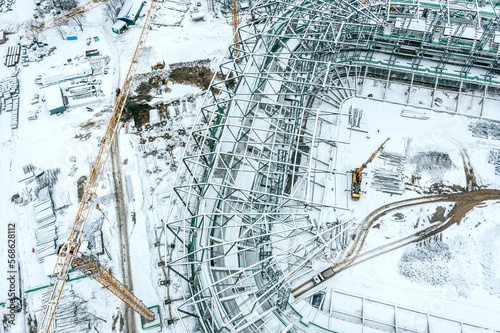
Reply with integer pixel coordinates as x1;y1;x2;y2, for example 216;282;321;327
164;0;500;331
117;0;145;26
44;84;65;114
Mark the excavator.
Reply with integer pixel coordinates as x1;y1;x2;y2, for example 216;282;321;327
351;138;389;200
154;78;168;85
152;61;165;70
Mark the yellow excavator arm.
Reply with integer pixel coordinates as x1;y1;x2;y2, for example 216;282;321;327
351;138;389;200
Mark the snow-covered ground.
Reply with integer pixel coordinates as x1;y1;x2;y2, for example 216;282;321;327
0;0;231;331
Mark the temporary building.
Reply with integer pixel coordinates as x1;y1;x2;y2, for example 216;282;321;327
44;85;66;114
192;12;205;21
112;20;128;34
39;63;93;86
117;0;145;26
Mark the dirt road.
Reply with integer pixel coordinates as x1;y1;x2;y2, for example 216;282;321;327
292;149;500;297
110;136;136;332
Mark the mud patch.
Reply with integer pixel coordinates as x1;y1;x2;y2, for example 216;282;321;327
77;176;87;202
169;65;214;90
429;206;446;223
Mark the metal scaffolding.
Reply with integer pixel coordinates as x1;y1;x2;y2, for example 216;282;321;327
163;0;500;331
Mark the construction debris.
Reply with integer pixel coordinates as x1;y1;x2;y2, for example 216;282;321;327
371;151;406;195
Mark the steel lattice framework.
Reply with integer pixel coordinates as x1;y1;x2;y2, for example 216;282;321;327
164;0;500;332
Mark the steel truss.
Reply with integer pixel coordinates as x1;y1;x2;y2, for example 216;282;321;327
164;0;500;332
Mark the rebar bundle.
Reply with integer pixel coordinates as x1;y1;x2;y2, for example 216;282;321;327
372;151;406;195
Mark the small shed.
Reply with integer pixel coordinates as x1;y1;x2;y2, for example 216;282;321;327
111;20;127;34
44;85;66;114
0;31;6;44
191;12;205;21
117;0;145;26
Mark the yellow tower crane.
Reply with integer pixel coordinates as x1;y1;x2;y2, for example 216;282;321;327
26;0;113;39
231;0;240;57
36;1;160;332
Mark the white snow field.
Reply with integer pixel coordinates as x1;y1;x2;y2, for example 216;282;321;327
1;0;500;332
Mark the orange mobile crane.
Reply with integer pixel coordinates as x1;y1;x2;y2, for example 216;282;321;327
25;0;113;39
351;138;389;200
36;1;160;332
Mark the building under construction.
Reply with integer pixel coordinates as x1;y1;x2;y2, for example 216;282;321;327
164;0;500;331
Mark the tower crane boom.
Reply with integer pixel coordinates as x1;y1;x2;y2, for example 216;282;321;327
37;1;160;332
26;0;112;39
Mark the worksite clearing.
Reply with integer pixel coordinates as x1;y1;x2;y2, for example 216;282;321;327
0;0;500;332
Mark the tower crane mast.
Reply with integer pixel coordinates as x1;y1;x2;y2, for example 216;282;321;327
26;0;112;39
36;1;160;332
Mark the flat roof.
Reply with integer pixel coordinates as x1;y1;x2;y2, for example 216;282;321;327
44;84;64;111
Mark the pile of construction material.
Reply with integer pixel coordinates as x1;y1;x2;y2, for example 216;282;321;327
349;107;363;128
45;287;91;333
488;149;500;176
52;191;71;210
371;151;406;195
4;44;20;66
65;78;103;100
34;187;58;262
88;54;110;75
468;121;500;140
0;76;19;128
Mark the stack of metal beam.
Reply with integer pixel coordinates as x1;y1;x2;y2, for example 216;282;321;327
371;151;406;195
34;187;58;262
349;107;363;128
4;45;20;67
487;149;500;176
48;288;90;333
0;76;19;129
468;121;500;140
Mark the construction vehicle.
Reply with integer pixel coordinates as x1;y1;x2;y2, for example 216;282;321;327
312;267;335;285
152;61;165;70
36;1;161;332
351;138;389;201
154;78;168;85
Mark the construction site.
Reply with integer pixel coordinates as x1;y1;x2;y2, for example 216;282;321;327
1;0;500;332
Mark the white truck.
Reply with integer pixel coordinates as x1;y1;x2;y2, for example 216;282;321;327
312;267;335;285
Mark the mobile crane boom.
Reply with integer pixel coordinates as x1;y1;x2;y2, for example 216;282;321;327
37;1;160;332
351;138;389;201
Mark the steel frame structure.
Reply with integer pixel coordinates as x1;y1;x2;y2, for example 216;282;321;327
164;0;500;332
